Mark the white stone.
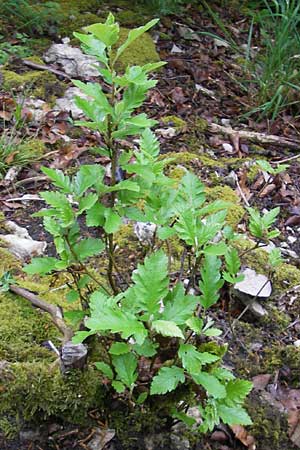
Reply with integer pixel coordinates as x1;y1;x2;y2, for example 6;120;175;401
288;236;297;245
234;268;272;298
54;87;90;119
294;340;300;348
134;222;157;245
222;143;233;153
1;220;46;261
44;43;100;78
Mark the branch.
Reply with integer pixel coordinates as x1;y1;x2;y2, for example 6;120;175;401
22;58;72;80
207;122;300;151
9;284;74;344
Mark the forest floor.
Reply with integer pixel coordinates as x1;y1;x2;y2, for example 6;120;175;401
1;1;300;449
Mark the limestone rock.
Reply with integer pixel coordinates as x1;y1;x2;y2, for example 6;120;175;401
54;86;90;119
234;268;272;298
44;43;100;78
0;221;46;261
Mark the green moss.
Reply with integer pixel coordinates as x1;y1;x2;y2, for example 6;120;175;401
159;151;199;167
59;12;103;37
115;10;147;26
195;117;209;132
161;115;187;132
0;363;104;425
205;185;245;228
246;392;291;450
115;27;160;72
1;68;65;102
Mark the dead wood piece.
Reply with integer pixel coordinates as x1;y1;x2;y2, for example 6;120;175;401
207;122;300;151
22;59;71;80
9;284;73;343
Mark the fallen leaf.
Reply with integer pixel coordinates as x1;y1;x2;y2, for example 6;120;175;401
231;425;256;449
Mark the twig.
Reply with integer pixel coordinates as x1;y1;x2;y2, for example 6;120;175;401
207;122;300;151
273;154;300;164
9;284;73;343
22;58;72;80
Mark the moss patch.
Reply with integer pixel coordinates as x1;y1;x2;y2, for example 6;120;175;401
161;115;187;132
1;68;65;103
115;27;160;72
205;185;245;228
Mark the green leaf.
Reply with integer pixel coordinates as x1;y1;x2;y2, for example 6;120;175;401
64;310;85;325
176;171;205;212
150;366;185;395
157;226;176;240
95;361;114;380
86;202;105;227
85;15;119;47
136;392;148;404
109;342;131;355
212;368;235;381
139;128;160;159
73;165;104;197
104;209;122;234
115;18;159;61
203;328;222;337
204;242;228;256
152;320;184;339
72;80;112;114
179;344;219;374
86;307;147;345
161;282;199;325
72;330;94;344
73;238;104;261
199;255;224;309
133;338;158;357
186;316;203;334
171;410;197;427
192;372;226;399
41;167;72;193
78;193;98;214
112;380;126;393
225;248;241;276
127;250;169;316
66;289;80;303
225;379;253;405
112;353;138;388
268;247;282;267
24;257;59;275
217;404;252;426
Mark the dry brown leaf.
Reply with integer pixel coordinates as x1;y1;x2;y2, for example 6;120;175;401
231;424;256;449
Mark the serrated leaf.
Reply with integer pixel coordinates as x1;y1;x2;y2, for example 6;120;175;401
41;167;72;193
72;330;93;344
176;172;205;212
24;257;59;275
225;379;253;404
152;320;184;339
225;248;241;276
179;344;219;374
133;338;158;357
86;202;105;227
95;361;114;380
112;353;138;388
73;238;104;261
217;404;252;426
64;310;85;325
150;366;185;395
212;368;235;381
78;193;98;214
186;316;203;334
104;209;122;234
112;380;126;393
192;372;226;399
203;327;222;337
157;226;176;240
127;250;169;316
199;255;224;309
109;342;131;355
161;283;199;325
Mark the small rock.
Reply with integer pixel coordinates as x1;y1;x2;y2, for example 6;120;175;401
20;429;42;442
288;236;297;245
87;428;115;450
211;430;228;443
223;170;237;188
1;232;46;261
281;248;298;259
221;118;231;126
294;340;300;348
170;434;190;450
134;222;157;246
44;43;100;78
60;342;88;373
222;143;233;153
248;300;268;318
171;44;184;53
54;87;90;119
234;268;272;298
158;127;177;138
